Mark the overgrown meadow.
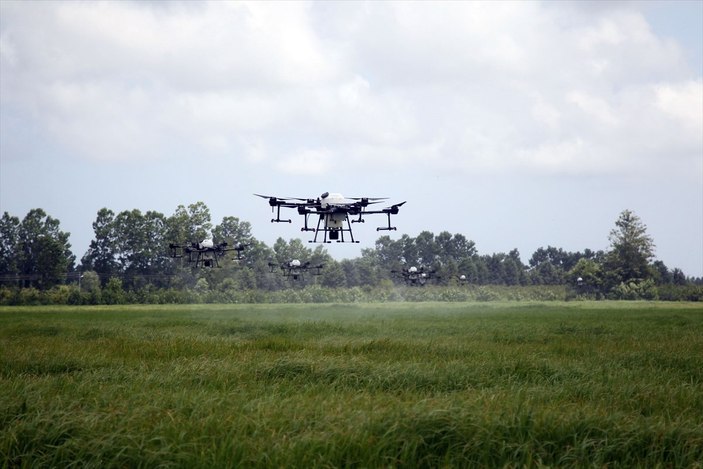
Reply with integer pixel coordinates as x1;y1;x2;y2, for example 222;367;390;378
1;302;702;467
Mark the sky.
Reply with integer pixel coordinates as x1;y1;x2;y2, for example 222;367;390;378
1;0;702;277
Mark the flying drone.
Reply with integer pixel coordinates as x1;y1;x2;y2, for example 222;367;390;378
268;259;324;281
255;192;406;243
168;238;246;268
391;266;437;286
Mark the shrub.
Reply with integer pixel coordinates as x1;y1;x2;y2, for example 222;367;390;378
18;287;44;305
611;279;658;300
102;278;126;305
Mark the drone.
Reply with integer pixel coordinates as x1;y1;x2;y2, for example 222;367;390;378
391;266;437;286
255;192;406;243
168;238;246;268
268;259;324;281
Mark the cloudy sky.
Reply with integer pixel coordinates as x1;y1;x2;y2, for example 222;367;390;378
1;0;701;276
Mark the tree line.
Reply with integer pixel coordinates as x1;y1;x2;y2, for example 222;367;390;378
1;204;700;304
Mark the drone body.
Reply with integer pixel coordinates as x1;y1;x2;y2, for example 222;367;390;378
268;259;324;281
169;238;246;268
255;191;405;243
391;266;437;286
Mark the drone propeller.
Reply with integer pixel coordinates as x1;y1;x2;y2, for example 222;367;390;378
388;201;406;213
254;194;310;202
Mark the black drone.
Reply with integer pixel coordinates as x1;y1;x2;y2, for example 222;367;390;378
255;191;405;243
391;266;438;286
268;259;324;281
168;239;246;268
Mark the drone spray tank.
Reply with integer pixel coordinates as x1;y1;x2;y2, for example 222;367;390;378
319;192;348;240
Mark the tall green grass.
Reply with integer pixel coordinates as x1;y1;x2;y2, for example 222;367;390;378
1;302;702;467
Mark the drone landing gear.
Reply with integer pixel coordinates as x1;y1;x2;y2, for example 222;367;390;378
376;212;397;232
271;205;292;223
308;215;360;243
300;213;315;232
195;254;220;268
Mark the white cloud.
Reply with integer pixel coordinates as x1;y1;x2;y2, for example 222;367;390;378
1;0;701;277
275;148;332;175
1;0;700;177
566;91;620;127
655;80;703;137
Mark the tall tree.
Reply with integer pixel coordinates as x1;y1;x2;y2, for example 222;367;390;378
414;231;437;266
113;209;168;288
605;209;655;284
15;209;75;289
81;208;119;281
212;216;255;267
374;235;405;271
0;212;20;275
166;202;213;244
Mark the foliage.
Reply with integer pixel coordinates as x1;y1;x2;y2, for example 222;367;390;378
610;279;659;300
1;209;75;289
1;206;699;301
0;212;20;274
604;209;656;287
80;208;119;282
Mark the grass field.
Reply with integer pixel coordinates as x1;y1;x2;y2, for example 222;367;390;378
1;301;702;468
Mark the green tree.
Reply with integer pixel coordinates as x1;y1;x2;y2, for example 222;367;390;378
166;202;213;244
212;216;258;269
355;249;382;286
374;235;405;272
102;277;125;304
605;209;655;286
528;246;597;285
414;231;437;266
339;258;360;287
568;258;603;296
81;208;119;282
164;202;215;288
113;209;168;288
651;260;673;285
0;212;20;276
16;209;75;289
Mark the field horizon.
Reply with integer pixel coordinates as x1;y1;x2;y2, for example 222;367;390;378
2;301;702;467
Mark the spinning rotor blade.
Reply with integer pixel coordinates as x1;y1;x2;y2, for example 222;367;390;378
254;194;319;209
386;201;407;214
357;200;407;215
343;197;388;207
254;193;310;202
